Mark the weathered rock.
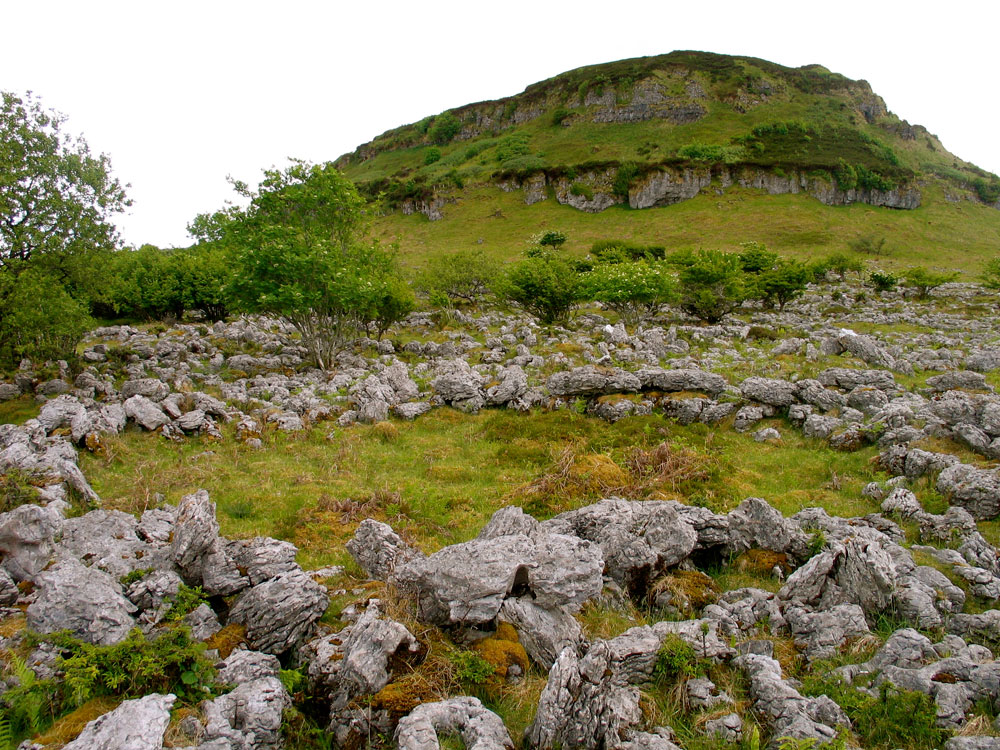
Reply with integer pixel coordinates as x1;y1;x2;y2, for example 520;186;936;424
27;558;136;645
543;498;697;593
201;676;289;750
58;509;163;579
783;603;871;661
171;490;246;594
431;359;485;410
183;603;222;641
726;497;810;562
226;537;299;586
217;649;281;686
737;652;849;747
938;463;1000;520
635;368;727;396
498;598;585;669
62;693;175;750
121;378;171;401
838;333;896;370
396;530;602;626
123;394;170;431
228;569;329;655
740;377;798;407
547;366;641;397
395;697;514;750
927;371;990;392
0;503;60;581
37;395;85;434
817;367;895;391
347;519;424;581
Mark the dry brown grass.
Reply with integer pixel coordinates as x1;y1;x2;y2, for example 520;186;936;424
33;696;120;747
649;570;720;614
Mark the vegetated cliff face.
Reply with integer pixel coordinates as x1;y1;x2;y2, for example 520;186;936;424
335;50;999;221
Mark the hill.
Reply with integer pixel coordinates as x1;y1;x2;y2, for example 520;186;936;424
334;51;1000;270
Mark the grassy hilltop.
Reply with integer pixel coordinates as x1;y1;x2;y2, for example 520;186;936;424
332;51;1000;271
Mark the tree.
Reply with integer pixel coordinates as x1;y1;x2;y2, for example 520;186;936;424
581;260;677;326
903;267;958;300
499;250;583;325
0;270;92;364
752;260;811;311
415;249;498;307
0;91;129;277
981;257;1000;293
677;250;748;323
223;160;397;369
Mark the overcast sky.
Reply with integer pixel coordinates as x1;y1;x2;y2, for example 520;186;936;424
4;1;998;248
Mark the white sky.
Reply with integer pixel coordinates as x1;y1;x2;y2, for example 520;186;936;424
4;0;999;248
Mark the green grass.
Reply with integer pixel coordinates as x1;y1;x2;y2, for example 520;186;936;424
374;183;1000;276
82;409;891;571
0;396;39;426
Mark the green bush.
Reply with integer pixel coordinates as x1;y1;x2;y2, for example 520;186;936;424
973;177;1000;205
569;182;594;201
550;107;571;126
677;250;748;323
538;230;567;249
653;634;707;683
800;676;945;750
498;250;583;325
738;241;779;274
591;240;666;262
613;162;640;199
903;266;958;299
415;249;497;307
423;147;441;165
0;271;92;366
449;650;496;685
752;260;812;310
495;134;531;164
428;112;461;145
581;260;677;325
868;270;899;294
849;234;889;257
822;253;866;280
164;584;208;621
981;257;1000;292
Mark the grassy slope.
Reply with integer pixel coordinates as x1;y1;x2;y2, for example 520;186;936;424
373;182;1000;274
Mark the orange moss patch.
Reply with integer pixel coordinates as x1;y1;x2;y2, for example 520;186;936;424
568;453;629;494
473;625;529;690
734;549;790;577
34;696;120;746
203;623;247;659
650;570;720;614
0;613;27;638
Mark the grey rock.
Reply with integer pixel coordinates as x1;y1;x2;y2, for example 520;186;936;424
543;498;697;591
0;503;60;581
393;401;433;420
36;395;85;434
685;676;733;709
485;364;529;406
967;350;1000;373
881;487;923;518
184;603;222;641
228;569;329;655
783;603;871;662
347;519;424;581
171;490;246;595
431;359;485;406
0;566;18;606
395;697;514;750
938;463;1000;520
123;394;170;431
802;413;842;439
635;368;727;396
62;693;175;750
740;376;798;407
754;426;781;442
498;598;585;669
121;378;171;401
946;738;1000;749
547;366;641;397
927;371;990;392
217;649;281;685
397;530;602;626
704;712;743;743
27;558;136;645
58;509;162;579
796;379;847;411
838;333;896;369
726;497;810;562
733;405;765;432
201;676;289;750
226;537;299;586
817;367;896;391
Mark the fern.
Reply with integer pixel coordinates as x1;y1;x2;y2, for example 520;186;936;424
0;715;12;750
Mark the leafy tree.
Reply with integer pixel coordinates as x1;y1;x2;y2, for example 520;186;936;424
581;260;677;325
868;269;899;294
415;249;498;307
903;266;958;299
0;270;91;364
364;274;416;340
0;91;129;278
981;257;1000;293
429;112;461;145
538;230;567;249
752;260;811;310
821;253;866;281
737;241;779;273
223;160;396;369
677;250;748;323
498;250;583;325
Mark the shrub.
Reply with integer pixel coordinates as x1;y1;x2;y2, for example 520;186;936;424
363;275;416;340
981;257;1000;292
677;250;748;323
653;634;707;683
581;260;677;325
822;253;866;280
848;234;889;256
868;270;898;294
0;271;91;366
591;240;665;262
737;241;779;273
164;584;208;621
550;107;571;126
498;250;583;325
902;266;958;299
538;230;567;249
495;134;531;164
423;147;441;165
569;182;594;201
751;260;811;310
415;249;497;307
613;162;640;199
428;112;461;145
448;650;496;685
973;177;1000;205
